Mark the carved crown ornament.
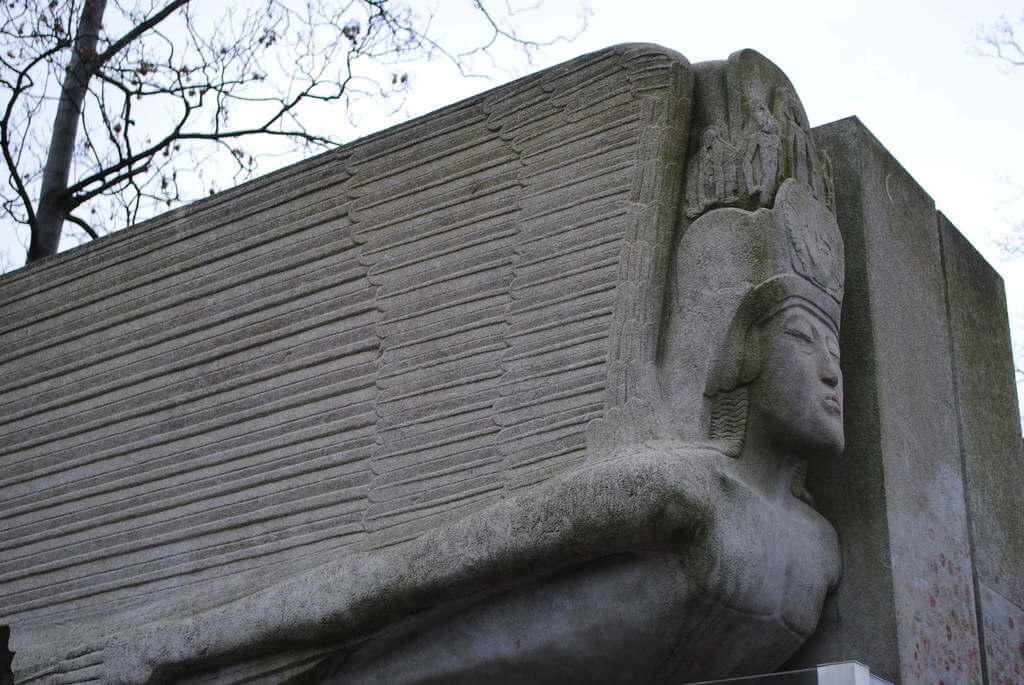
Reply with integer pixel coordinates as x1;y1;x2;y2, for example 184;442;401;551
683;85;835;219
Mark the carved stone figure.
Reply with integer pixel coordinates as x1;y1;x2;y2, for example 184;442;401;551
743;96;781;206
30;173;843;684
18;47;844;684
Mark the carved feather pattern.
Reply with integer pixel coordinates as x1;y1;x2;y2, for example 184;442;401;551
0;45;694;681
0;151;374;631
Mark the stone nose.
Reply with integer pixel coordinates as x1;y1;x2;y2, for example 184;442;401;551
819;349;840;388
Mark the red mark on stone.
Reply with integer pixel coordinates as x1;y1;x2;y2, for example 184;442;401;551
1009;616;1015;630
930;594;937;607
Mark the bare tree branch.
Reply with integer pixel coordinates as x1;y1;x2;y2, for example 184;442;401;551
1;41;71;232
1;0;587;265
70;160;149;206
95;0;191;66
65;212;98;238
973;12;1024;70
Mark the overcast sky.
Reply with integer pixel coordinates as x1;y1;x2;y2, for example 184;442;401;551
3;0;1022;395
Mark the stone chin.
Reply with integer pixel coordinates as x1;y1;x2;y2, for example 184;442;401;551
795;414;845;461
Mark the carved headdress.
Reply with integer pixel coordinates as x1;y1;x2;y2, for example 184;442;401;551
656;50;844;451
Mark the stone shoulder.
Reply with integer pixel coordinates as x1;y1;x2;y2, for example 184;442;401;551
565;442;735;538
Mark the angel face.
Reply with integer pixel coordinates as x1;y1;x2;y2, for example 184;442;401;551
745;303;843;459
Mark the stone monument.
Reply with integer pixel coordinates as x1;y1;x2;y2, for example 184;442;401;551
1;44;1020;684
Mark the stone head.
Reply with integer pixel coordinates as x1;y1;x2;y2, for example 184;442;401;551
661;177;844;457
705;284;843;459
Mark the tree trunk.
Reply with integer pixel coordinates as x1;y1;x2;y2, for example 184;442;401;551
28;0;108;263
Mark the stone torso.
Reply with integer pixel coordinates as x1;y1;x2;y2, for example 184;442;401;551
653;448;841;680
324;444;841;684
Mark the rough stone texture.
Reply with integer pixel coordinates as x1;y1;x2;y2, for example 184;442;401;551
2;43;695;681
4;45;1021;685
939;211;1024;683
2;45;855;684
793;117;985;683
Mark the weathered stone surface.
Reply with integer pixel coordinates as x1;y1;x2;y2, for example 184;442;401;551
793;117;985;683
1;46;683;594
939;211;1024;683
4;43;681;679
4;44;1021;685
2;44;856;684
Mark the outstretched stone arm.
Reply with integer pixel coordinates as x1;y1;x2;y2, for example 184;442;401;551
34;448;714;684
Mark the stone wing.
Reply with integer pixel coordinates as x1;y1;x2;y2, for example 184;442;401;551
0;44;692;680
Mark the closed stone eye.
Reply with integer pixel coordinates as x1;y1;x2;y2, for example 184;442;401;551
784;327;814;343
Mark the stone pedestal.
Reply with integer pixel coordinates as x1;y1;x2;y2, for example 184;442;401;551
699;661;891;685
